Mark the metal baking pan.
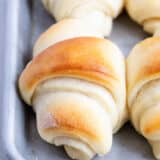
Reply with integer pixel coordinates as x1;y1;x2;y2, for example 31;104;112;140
0;0;154;159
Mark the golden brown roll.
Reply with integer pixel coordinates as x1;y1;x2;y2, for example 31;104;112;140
19;37;127;160
127;37;160;160
42;0;124;37
125;0;160;36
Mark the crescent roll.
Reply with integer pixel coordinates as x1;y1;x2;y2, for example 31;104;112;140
127;37;160;159
19;36;127;160
126;0;160;36
42;0;124;37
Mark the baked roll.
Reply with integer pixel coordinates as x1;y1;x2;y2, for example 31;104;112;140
127;37;160;160
33;19;107;56
125;0;160;36
42;0;124;37
19;37;127;160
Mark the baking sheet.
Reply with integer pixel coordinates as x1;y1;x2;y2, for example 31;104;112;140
0;0;154;159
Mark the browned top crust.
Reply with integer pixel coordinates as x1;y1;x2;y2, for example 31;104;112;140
19;37;123;105
127;37;160;94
